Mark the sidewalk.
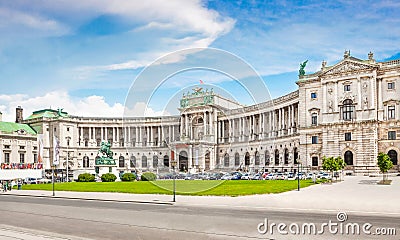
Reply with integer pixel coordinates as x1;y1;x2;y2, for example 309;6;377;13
3;175;400;216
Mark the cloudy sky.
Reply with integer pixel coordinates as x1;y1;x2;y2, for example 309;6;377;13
0;0;399;121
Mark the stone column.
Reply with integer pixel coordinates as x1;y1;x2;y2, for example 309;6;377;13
288;105;291;135
203;111;207;137
185;114;189;137
209;111;213;135
128;126;131;147
135;127;139;146
158;126;161;146
101;127;104;141
139;126;142;147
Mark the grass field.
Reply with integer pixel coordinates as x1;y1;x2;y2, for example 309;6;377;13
20;180;322;196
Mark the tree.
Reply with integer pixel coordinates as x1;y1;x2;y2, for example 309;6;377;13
377;152;393;182
322;156;346;182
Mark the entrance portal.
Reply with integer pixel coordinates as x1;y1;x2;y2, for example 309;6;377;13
179;151;188;172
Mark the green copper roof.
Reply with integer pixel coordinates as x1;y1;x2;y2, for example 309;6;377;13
26;108;69;120
0;122;37;135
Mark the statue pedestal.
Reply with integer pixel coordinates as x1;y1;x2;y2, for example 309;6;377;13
95;157;119;180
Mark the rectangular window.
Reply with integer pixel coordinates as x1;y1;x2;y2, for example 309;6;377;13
388;106;395;119
4;145;10;149
4;153;10;164
388;131;396;140
19;146;25;150
20;153;25;164
311;114;318;125
345;132;352;141
312;136;318;144
311;92;317;99
344;85;351;91
312;157;318;166
34;154;38;163
388;82;395;90
67;127;70;132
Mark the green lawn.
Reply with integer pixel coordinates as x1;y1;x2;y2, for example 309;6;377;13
20;180;322;196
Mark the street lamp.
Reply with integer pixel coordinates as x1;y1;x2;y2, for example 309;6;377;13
66;136;71;182
171;160;177;202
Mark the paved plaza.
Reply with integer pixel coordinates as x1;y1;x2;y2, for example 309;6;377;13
3;175;400;216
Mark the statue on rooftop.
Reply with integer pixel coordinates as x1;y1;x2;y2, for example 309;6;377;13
299;60;308;76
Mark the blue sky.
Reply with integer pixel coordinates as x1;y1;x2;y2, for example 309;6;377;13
0;0;399;120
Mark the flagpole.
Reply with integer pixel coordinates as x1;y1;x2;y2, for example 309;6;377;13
52;166;55;196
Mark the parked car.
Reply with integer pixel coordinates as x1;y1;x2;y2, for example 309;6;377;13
265;173;276;180
38;178;52;184
275;173;286;180
306;172;314;180
24;178;39;184
231;172;243;180
221;174;232;180
295;172;305;180
241;173;251;180
287;172;295;180
252;173;263;180
320;173;332;180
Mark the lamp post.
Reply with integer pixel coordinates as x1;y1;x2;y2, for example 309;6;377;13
66;136;71;182
171;160;177;202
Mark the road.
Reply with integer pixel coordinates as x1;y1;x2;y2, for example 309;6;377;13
0;195;398;240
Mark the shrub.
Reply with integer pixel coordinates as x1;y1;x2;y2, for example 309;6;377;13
141;172;157;181
121;173;137;182
101;173;117;182
77;173;95;182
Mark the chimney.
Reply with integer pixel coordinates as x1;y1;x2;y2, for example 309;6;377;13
16;106;23;123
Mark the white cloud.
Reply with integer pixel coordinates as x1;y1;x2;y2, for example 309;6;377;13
0;91;168;122
0;7;69;36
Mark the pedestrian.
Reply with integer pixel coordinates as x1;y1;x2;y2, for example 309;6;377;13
0;181;3;193
4;181;8;192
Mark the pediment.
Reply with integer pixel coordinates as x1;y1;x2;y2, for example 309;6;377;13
321;60;375;76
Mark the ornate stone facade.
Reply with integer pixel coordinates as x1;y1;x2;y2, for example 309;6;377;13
3;52;398;176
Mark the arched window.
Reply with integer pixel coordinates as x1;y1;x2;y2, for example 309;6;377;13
142;155;148;168
255;151;260;165
344;151;353;165
342;99;354;121
388;150;398;165
163;155;169;167
130;155;136;168
245;152;250;166
293;148;299;164
119;156;125;168
264;151;270;165
224;153;229;167
274;149;280;165
234;153;240;166
153;155;158;168
284;149;289;164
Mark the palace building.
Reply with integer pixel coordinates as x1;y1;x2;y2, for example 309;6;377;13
1;51;399;177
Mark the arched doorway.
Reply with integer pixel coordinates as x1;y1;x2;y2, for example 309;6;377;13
254;151;260;166
284;149;289;164
264;150;270;165
344;151;353;165
244;152;250;166
153;155;158;168
205;151;210;171
119;156;125;168
224;153;229;167
234;152;240;166
130;155;136;168
293;147;299;164
142;155;148;168
179;151;188;172
274;149;280;165
388;150;398;165
163;155;169;167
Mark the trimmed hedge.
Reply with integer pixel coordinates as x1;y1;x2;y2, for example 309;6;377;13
77;173;95;182
121;173;137;182
101;173;117;182
141;172;157;181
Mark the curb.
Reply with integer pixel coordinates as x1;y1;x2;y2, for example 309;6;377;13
2;193;174;205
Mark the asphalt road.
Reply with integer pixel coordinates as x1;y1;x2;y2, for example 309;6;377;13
0;195;398;240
